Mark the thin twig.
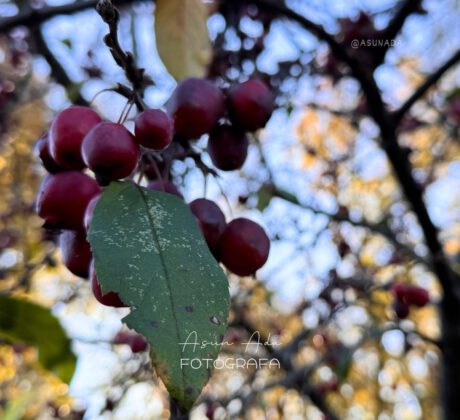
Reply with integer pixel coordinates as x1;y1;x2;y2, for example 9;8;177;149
393;49;460;124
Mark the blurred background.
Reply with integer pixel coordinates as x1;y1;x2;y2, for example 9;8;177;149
0;0;459;418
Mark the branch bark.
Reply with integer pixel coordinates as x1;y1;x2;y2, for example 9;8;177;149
372;0;422;67
0;0;146;33
393;49;460;124
31;26;88;106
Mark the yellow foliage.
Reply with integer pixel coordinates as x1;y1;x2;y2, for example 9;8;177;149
297;109;356;163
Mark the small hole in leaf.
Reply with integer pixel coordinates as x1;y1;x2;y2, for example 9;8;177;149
150;321;158;328
185;306;194;313
209;316;220;325
185;387;194;395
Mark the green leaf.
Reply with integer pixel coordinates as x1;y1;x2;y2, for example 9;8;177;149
88;182;229;410
257;184;275;212
335;347;353;382
0;296;76;384
154;0;211;80
3;390;36;420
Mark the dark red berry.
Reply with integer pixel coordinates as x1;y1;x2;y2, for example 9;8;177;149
189;198;226;255
114;331;148;353
167;78;225;139
34;133;66;173
134;109;173;150
447;97;460;123
82;122;140;180
392;283;429;307
218;218;270;276
114;331;131;345
83;194;100;232
393;299;410;319
207;124;249;171
49;106;101;169
147;180;183;198
130;334;148;353
90;261;127;307
227;80;274;131
59;230;92;278
391;283;410;300
405;286;429;307
36;172;100;230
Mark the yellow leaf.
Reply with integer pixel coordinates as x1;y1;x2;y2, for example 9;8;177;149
154;0;211;80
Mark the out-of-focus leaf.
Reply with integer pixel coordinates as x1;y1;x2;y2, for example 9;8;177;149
257;184;275;212
335;347;353;382
154;0;211;80
0;296;76;384
3;390;35;420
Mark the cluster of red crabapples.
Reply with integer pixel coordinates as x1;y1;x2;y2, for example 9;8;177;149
35;78;273;311
391;283;429;319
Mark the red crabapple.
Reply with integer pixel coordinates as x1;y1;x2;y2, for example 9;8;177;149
189;198;226;256
134;109;173;150
114;331;148;353
167;78;225;139
227;80;274;131
59;230;92;278
90;261;127;308
83;193;100;232
405;286;429;307
35;133;66;173
49;106;101;169
147;180;183;198
218;218;270;276
393;299;410;319
82;122;140;180
207;124;249;171
36;171;100;230
391;283;429;307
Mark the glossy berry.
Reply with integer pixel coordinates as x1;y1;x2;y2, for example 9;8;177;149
90;261;127;308
59;230;92;278
134;109;173;150
147;180;183;198
218;218;270;276
207;124;249;171
393;299;410;319
49;106;102;169
36;172;100;230
114;331;148;353
167;78;225;139
35;133;66;173
82;122;139;180
83;194;100;232
227;80;274;131
189;198;226;255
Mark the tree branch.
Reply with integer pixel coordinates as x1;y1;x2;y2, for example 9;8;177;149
31;25;87;106
371;0;422;67
0;0;146;33
228;315;339;420
393;49;460;124
383;0;422;41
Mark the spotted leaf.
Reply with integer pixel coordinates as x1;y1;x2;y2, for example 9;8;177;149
88;181;229;410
